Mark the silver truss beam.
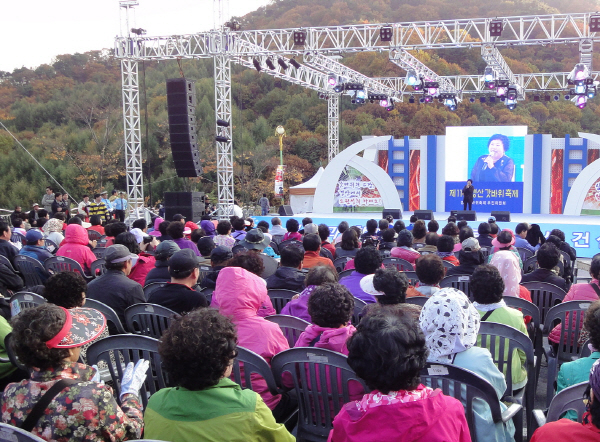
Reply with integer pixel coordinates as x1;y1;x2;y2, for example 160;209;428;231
481;45;523;98
328;94;339;162
580;39;594;70
120;59;144;219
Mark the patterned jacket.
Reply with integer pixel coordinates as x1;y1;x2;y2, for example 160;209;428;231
1;362;143;441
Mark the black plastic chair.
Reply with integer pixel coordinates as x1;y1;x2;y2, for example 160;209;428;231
479;246;491;261
338;269;353;280
86;335;170;408
259;254;279;279
271;347;369;442
10;232;25;246
143;282;167;300
4;333;28;372
405;296;429;307
197;264;213;282
442;260;456;268
87;229;102;241
9;292;46;316
0;255;18;274
44;256;92;281
516;247;534;263
440;274;472;300
278;239;303;252
351;297;367;325
90;258;106;277
520;281;567;324
382;257;414;271
44;239;58;254
420;362;522;442
533;381;588;429
13;255;49;289
92;247;107;259
124;303;180;339
96;238;109;248
84;298;127;334
0;422;45;441
265;314;310;347
522;256;539;274
267;289;299;314
401;270;419;286
578;338;592;358
199;287;213;304
333;257;352;273
271;235;284;245
269;241;280;255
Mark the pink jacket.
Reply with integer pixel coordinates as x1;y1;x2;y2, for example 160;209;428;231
328;388;471;442
212;267;289;409
211;271;275;318
56;224;96;275
390;247;420;265
295;324;356;355
549;279;600;344
128;253;156;286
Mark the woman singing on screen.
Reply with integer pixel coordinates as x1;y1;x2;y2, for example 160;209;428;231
462;179;474;211
470;134;515;182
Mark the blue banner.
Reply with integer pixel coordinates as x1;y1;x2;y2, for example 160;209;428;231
445;181;523;213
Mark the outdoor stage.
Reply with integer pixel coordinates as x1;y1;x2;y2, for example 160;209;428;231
254;212;600;258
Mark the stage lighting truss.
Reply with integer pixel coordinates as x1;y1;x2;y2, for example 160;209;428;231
265;58;276;70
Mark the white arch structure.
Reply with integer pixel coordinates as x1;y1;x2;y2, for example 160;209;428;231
312;136;403;214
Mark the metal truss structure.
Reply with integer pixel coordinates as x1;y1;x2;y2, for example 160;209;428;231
115;8;600;216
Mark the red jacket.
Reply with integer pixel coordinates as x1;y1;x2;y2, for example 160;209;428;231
128;253;156;286
56;225;97;275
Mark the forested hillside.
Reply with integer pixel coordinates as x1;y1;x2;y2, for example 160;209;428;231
0;0;599;208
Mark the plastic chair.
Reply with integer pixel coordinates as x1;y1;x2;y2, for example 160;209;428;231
0;422;46;441
44;238;58;254
86;335;171;408
87;229;102;241
420;362;522;442
265;314;310;347
10;232;25;246
578;338;592;358
9;292;46;316
0;255;18;273
516;247;534;263
440;274;472;300
351;297;366;325
405;296;429;307
199;287;213;304
478;322;536;440
338;269;353;279
532;381;588;430
96;238;109;248
382;257;414;271
271;235;284;245
143;282;167;300
196;264;213;282
259;254;279;279
442;260;456;268
543;300;593;407
13;255;49;289
124;303;180;339
90;258;106;277
401;270;419;286
333;257;352;273
278;239;303;252
520;281;567;324
522;256;539;274
44;256;92;281
84;298;127;334
267;289;299;314
4;333;28;373
269;241;280;255
479;246;491;261
271;347;369;442
92;247;107;259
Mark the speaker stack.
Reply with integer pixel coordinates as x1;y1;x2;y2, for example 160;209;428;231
164;192;205;222
166;78;202;177
413;210;434;220
491;211;511;222
382;209;402;220
456;210;477;221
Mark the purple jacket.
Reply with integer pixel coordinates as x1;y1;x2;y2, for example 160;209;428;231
172;237;201;256
339;272;376;304
281;286;315;323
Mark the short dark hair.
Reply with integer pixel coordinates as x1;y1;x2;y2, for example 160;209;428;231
490;223;499;235
159;309;237;391
378;219;389;231
308;283;354;328
115;232;141;255
105;222;127;238
303;234;321;252
68;216;82;226
44;272;87;308
428;220;439;233
396;230;413;248
584;301;600;354
591;257;600;280
166;221;185;239
447;216;457;224
366;219;378;234
216;220;231;235
382;228;396;243
54;192;62;199
393;220;405;233
197;237;215;257
11;218;22;228
337;221;349;234
373;268;408;305
457;220;468;230
409;215;418;223
11;304;71;370
478;222;491;235
471;265;504;304
442;222;459;236
227;252;264;277
286;218;300;233
415;254;445;285
90;215;102;226
257;220;270;231
347;312;428;394
354;246;382;275
53;212;66;221
536;243;561;270
549;228;565;242
341;229;359;251
318;224;330;242
412;220;427;240
459;226;474;243
37;209;48;218
232;218;246;231
190;229;206;243
132;219;147;230
302;217;313;227
280;245;304;268
305;265;338;286
425;232;439;246
515;223;529;235
37;218;48;229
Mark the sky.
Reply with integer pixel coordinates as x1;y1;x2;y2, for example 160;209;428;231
0;0;271;72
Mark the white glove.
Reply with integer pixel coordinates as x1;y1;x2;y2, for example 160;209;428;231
119;359;149;401
91;364;104;385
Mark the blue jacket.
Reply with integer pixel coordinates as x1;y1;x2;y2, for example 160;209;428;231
19;245;53;263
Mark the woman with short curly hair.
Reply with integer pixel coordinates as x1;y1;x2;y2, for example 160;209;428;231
145;308;294;442
329;312;470;441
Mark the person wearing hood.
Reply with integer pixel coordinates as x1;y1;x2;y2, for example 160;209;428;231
266;243;305;292
328;311;470;442
56;224;97;275
43;217;65;246
445;237;486;277
420;288;516;442
489;230;522;267
199;215;216;238
211;266;294;423
145;240;180;285
489;248;532;302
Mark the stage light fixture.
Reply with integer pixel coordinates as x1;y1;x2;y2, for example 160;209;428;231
544;95;551;102
225;20;241;31
469;97;475;103
591;15;600;32
413;82;423;92
289;58;301;69
419;97;425;103
554;95;560;101
489;96;496;103
506;88;517;101
570;63;590;82
575;82;586;94
265;58;276;70
216;119;229;127
507;103;517;110
355;89;367;104
489;19;503;37
380;25;393;42
533;95;540;101
406;70;419;86
333;82;344;93
564;94;571;100
587;85;596;98
277;58;288;70
386;101;395;111
131;28;146;35
293;30;307;46
252;58;262;71
423;81;440;97
443;96;457;111
423;95;433;103
328;73;337;86
480;97;487;103
496;87;507;97
483;67;495;83
215;136;230;143
576;95;588;109
409;96;415;104
379;98;389;107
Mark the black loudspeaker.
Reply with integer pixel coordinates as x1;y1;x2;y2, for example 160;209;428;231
166;78;202;177
382;209;402;220
491;211;511;222
164;192;204;222
278;205;294;216
450;210;458;217
414;210;434;220
456;210;477;221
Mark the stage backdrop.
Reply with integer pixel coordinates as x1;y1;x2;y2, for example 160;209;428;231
333;165;384;213
444;126;527;212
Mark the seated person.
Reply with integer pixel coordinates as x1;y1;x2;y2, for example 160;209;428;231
428;220;439;234
445;237;486;277
302;234;335;270
406;214;418;231
213;220;235;248
200;246;232;289
144;308;294;442
489;230;522;266
378;228;397;253
531;358;600;442
147;249;209;314
471;264;528;389
282;218;302;242
335;229;360;259
167;221;201;256
361;268;420;321
11;218;26;237
145;240;180;285
329;312;470;442
56;224;97;275
436;234;459;265
42;217;65;246
376;219;389;239
199;215;216;238
419;232;439;254
334;221;349;244
281;265;337;323
526;223;545;251
556;300;600;420
360;219;378;242
197;236;215;266
19;229;53;264
515;222;536;253
412;254;446;297
103;221;127;247
441;222;460;251
88;215;105;235
521;242;567;291
318;223;336;257
231;217;247;241
270;217;287;237
490;248;532;301
390;230;420;264
1;304;146;440
393;220;405;236
266;244;305;292
115;231;157;286
478;222;494;248
411;220;427;245
340;247;383;304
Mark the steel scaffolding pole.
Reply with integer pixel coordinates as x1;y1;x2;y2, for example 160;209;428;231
120;58;145;219
328;94;339;162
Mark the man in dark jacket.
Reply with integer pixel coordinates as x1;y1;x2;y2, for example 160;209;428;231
521;242;567;291
200;246;232;289
145;240;180;286
445;238;486;277
0;222;18;265
477;222;494;248
266;245;306;292
0;261;23;297
86;245;145;334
